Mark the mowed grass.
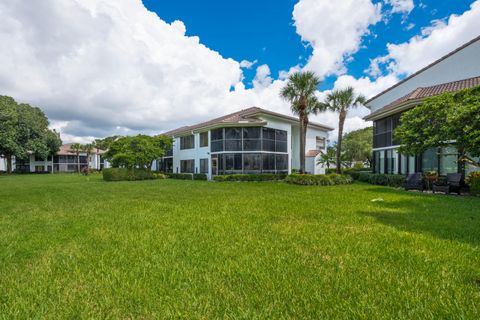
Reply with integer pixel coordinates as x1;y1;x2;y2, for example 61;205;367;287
0;174;479;319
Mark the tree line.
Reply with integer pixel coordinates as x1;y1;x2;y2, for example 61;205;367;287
0;96;62;174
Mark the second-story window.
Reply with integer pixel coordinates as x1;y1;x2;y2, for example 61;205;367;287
180;135;195;150
200;132;208;147
316;137;325;150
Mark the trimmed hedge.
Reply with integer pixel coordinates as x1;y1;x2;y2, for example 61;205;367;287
166;173;208;180
166;173;194;180
357;172;405;188
103;168;156;181
193;173;208;181
285;173;353;186
214;173;287;182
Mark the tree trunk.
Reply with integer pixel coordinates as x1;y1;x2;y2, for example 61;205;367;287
6;154;12;175
77;153;80;173
299;114;306;174
336;111;347;174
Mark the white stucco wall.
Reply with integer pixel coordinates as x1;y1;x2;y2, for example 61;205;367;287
0;157;6;171
170;114;331;178
368;39;480;112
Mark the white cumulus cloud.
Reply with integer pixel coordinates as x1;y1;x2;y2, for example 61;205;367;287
293;0;382;78
370;0;480;76
384;0;414;15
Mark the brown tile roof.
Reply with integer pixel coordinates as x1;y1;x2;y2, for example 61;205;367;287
163;106;333;136
305;149;321;157
57;143;105;155
365;76;480;120
366;35;480;104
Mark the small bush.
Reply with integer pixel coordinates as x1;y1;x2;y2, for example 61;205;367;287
213;173;287;182
103;168;156;181
357;172;405;188
193;173;208;180
166;173;194;180
325;168;336;174
154;173;167;179
466;171;480;196
285;173;352;186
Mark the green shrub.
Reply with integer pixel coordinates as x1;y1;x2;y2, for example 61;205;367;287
357;172;405;188
193;173;208;180
102;168;156;181
466;171;480;196
325;168;336;174
154;173;167;179
166;173;194;180
285;174;352;186
213;173;287;182
343;168;372;180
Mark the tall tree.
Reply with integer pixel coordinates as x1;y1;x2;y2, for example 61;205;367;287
95;136;119;151
81;143;95;173
104;135;173;171
395;86;480;168
342;127;373;167
69;143;83;173
280;71;322;173
0;96;61;174
322;87;366;173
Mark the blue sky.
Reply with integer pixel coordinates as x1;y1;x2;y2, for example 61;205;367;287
1;0;479;141
143;0;475;89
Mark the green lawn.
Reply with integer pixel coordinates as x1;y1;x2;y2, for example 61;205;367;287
0;174;479;319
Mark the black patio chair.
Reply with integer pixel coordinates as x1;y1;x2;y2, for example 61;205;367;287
445;173;464;195
405;172;424;192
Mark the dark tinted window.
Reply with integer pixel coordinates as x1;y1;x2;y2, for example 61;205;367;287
275;154;288;171
200;132;208;147
225;140;242;151
243;127;261;139
243;154;261;171
211;128;223;141
262;153;275;171
262;139;275;152
225;127;241;139
275;129;287;141
276;141;287;153
243;139;261;151
211;140;223;152
262;127;275;140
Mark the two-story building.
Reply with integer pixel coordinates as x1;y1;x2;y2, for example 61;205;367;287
364;35;480;176
158;107;333;179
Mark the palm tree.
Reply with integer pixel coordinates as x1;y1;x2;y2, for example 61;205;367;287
280;71;322;173
69;143;82;173
81;143;95;174
317;146;336;169
322;87;366;174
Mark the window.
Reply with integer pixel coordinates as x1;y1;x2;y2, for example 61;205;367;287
275;154;288;171
386;149;398;174
316;137;326;150
180;135;194;150
262;153;275;171
200;158;208;173
439;146;458;175
180;159;195;173
275;141;287;153
243;139;261;151
35;165;45;172
225;127;241;139
243;127;261;139
211;128;223;141
225;140;242;151
275;129;287;142
211;140;224;152
159;158;173;173
422;148;438;173
200;132;208;148
243;154;261;172
373;113;402;148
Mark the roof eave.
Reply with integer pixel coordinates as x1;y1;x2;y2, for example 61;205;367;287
364;100;421;121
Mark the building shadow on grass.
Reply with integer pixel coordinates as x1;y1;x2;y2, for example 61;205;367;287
358;186;480;246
